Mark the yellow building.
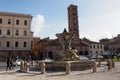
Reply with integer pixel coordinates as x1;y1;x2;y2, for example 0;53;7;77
0;12;33;58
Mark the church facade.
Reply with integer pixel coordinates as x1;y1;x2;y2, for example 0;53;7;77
32;5;89;59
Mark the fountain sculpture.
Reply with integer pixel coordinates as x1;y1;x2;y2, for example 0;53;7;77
54;29;80;61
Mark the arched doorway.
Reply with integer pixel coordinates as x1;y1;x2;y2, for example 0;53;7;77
39;52;45;60
48;51;53;59
85;51;89;56
79;51;83;55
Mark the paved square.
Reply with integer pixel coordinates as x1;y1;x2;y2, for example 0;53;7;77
0;62;120;80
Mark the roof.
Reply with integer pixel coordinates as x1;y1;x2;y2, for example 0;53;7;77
82;38;101;44
46;39;61;46
0;11;32;18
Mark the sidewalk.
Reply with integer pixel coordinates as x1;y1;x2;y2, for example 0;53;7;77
0;62;120;80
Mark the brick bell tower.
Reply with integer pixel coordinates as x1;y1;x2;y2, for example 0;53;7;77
67;4;80;40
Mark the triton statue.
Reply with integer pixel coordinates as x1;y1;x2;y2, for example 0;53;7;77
55;28;80;61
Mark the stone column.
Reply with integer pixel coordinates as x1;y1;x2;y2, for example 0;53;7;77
66;61;71;74
41;62;46;74
31;61;35;66
98;59;101;67
26;62;30;72
20;61;24;71
107;60;112;70
92;61;97;73
111;60;115;68
24;61;29;72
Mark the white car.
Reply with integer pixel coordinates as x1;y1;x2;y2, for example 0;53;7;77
13;59;23;66
79;56;89;61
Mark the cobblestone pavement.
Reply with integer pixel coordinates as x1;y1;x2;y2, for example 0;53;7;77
0;62;120;80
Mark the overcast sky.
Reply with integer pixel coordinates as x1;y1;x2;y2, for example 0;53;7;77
0;0;120;41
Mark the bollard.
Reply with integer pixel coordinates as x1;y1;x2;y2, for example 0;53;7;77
24;61;27;72
26;62;30;72
66;61;71;74
24;61;30;72
107;60;112;70
98;59;101;67
92;61;97;73
20;61;24;71
41;62;46;74
31;61;35;66
111;60;115;68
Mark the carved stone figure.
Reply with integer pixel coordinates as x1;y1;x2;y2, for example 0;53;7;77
55;29;80;61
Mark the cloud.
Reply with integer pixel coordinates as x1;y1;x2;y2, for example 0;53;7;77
31;14;45;37
80;9;120;42
96;30;112;40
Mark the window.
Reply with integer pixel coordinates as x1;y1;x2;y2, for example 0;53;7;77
93;45;95;48
73;23;77;26
23;42;27;47
6;41;10;47
101;51;103;53
24;20;27;25
73;13;76;16
7;29;10;35
16;20;19;25
73;18;77;22
16;30;19;35
90;45;92;48
0;41;1;47
97;45;99;49
73;32;76;34
90;50;92;53
8;19;11;24
0;29;2;35
0;18;2;24
72;7;76;10
24;30;27;36
73;28;77;31
101;45;103;49
15;41;18;47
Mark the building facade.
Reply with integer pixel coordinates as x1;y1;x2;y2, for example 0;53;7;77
100;34;120;54
82;38;104;58
0;12;33;58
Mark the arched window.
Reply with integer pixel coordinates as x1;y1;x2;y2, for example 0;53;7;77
24;30;27;36
6;41;10;47
15;41;18;47
23;42;27;47
7;29;10;35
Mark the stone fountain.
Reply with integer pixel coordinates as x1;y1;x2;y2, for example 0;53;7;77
54;29;80;61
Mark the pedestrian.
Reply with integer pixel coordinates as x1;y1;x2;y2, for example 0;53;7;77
6;57;11;71
10;58;14;70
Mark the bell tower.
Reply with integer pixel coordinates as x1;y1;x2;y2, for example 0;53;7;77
67;4;79;40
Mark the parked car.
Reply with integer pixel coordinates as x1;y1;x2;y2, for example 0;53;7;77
79;56;89;61
13;59;23;66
